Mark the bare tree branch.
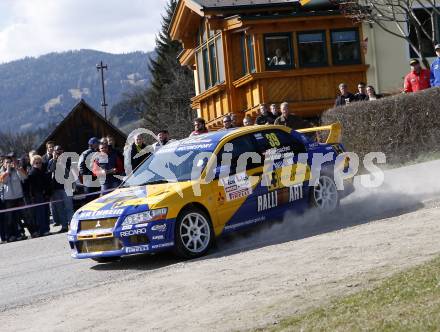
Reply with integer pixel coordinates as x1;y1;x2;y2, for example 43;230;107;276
425;0;440;15
331;0;438;67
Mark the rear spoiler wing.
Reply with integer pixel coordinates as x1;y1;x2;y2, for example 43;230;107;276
297;122;342;144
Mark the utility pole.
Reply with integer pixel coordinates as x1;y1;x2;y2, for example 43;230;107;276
96;61;108;120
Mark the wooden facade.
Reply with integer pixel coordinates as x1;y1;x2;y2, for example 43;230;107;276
37;99;127;155
170;0;368;129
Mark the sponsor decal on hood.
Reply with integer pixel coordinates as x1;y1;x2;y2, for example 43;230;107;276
77;181;189;217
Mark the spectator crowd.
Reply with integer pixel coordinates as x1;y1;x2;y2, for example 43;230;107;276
336;44;440;105
1;44;439;245
0;132;172;243
403;44;440;92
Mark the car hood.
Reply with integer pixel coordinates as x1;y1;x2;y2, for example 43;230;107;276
75;182;194;219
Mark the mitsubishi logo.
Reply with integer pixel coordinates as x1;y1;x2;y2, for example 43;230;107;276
95;220;101;228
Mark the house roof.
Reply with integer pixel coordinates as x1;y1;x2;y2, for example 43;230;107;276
170;0;334;45
189;0;330;9
190;0;295;9
37;99;127;154
171;0;300;42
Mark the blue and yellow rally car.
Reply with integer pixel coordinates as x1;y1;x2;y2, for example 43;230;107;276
68;124;354;262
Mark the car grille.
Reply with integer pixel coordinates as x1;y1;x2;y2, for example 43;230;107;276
77;238;122;254
80;218;117;231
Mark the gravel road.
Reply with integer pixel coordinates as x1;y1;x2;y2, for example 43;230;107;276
1;160;439;331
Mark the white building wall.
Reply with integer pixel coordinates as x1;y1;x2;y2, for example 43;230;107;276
363;18;437;94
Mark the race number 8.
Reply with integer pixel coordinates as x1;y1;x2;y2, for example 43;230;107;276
265;133;280;148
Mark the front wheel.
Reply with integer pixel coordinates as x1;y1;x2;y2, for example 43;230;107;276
310;175;339;212
174;208;214;259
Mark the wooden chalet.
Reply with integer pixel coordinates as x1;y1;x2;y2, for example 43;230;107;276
170;0;367;129
37;99;127;155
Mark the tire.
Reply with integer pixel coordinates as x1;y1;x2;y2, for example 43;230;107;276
310;174;340;212
92;256;121;263
174;207;214;259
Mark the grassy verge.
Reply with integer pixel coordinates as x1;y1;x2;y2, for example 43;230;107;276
265;256;440;331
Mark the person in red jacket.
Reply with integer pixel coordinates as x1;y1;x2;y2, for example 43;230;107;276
93;142;124;193
190;117;209;136
404;59;431;93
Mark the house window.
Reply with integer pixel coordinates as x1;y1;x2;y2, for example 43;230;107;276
331;29;361;65
216;37;225;83
264;33;293;70
202;47;211;90
297;31;327;67
196;51;205;93
209;27;215;39
241;33;248;75
247;35;256;73
241;33;257;75
209;43;218;86
408;8;440;58
200;22;207;43
195;23;225;93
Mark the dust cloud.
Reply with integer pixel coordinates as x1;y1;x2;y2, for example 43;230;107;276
215;159;440;255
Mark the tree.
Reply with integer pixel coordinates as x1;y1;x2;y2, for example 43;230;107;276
127;0;196;138
331;0;440;68
109;98;140;127
0;122;55;157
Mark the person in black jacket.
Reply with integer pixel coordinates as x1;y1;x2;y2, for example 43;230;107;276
335;83;356;107
41;141;55;172
219;115;234;131
270;104;281;119
48;146;73;233
274;102;311;130
26;155;51;237
354;82;368;101
255;104;276;125
129;134;148;170
19;153;38;236
79;137;100;201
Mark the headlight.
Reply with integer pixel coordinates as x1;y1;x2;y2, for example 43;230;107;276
122;208;168;226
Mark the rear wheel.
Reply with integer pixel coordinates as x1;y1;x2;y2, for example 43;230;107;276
174;207;214;259
310;175;339;212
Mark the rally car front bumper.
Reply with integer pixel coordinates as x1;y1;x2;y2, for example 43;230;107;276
68;218;176;259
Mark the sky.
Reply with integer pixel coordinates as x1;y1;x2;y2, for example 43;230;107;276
0;0;169;64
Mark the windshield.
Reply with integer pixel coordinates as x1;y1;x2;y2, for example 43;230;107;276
122;141;216;187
